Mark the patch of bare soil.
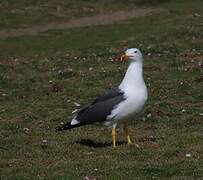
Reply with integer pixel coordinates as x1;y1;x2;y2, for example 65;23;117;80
0;58;19;66
0;8;162;38
179;51;203;72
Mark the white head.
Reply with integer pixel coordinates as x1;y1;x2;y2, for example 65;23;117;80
121;48;143;63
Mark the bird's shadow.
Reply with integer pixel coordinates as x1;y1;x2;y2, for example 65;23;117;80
76;139;125;148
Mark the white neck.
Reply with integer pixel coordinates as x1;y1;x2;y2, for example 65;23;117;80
119;61;144;90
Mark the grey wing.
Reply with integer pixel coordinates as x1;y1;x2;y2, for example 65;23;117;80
92;87;123;104
75;88;125;124
76;87;123;114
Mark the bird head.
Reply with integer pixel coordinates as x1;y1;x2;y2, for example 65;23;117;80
121;48;143;62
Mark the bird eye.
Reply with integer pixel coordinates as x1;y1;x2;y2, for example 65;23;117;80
134;50;137;53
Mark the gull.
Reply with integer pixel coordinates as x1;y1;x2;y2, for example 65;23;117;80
56;48;148;147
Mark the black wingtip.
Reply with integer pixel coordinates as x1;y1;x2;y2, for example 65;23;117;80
55;121;88;132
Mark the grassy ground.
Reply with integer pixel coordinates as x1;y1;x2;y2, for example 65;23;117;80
0;0;203;179
0;0;170;30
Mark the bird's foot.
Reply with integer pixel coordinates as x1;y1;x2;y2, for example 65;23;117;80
127;136;140;148
127;135;132;145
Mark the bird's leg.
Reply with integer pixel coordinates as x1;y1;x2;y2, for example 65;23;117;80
124;124;132;145
112;127;116;148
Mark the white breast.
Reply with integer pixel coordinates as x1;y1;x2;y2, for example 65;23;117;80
105;59;148;127
107;84;148;122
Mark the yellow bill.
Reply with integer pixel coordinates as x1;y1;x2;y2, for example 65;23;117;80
120;54;129;61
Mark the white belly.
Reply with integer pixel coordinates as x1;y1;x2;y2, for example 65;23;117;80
105;86;148;126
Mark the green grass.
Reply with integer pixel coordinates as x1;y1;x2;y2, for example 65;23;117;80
0;0;203;179
0;0;171;30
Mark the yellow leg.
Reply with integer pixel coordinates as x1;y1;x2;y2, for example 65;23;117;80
112;127;116;148
124;124;132;145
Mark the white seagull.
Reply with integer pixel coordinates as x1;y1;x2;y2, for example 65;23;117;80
56;48;148;147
